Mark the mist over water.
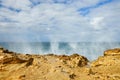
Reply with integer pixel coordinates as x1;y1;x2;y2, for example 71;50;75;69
0;42;120;60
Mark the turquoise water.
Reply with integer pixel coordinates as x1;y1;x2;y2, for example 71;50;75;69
0;42;120;60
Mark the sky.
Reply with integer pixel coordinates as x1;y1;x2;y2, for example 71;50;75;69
0;0;120;42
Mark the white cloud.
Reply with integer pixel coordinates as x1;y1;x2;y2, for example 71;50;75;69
1;0;31;10
90;17;104;29
0;0;120;42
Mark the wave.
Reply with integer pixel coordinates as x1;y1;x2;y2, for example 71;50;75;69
0;42;120;60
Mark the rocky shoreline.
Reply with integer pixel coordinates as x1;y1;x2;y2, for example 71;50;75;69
0;47;120;80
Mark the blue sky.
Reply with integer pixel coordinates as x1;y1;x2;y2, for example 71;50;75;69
0;0;120;42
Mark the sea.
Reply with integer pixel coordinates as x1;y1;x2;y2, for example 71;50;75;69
0;42;120;60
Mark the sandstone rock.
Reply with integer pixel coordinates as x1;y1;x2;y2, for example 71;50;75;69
0;47;4;53
26;58;34;67
91;55;119;67
91;48;120;76
83;68;93;75
91;48;120;67
70;54;88;67
0;47;15;55
58;55;70;61
19;75;26;79
0;47;28;64
58;54;88;67
69;73;76;79
1;46;120;80
104;48;120;56
0;55;27;64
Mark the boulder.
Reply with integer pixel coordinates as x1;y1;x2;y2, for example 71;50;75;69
0;54;27;64
91;48;120;67
26;58;34;67
70;54;88;67
104;48;120;56
58;54;88;67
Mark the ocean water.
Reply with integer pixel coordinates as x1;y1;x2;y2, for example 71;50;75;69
0;42;120;60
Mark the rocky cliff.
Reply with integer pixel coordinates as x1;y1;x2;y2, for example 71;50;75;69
0;47;120;80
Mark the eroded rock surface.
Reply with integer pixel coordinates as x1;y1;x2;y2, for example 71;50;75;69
58;54;88;67
0;47;120;80
0;48;29;64
91;48;120;80
104;48;120;56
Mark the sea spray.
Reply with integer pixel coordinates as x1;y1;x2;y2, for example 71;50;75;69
50;42;59;54
0;42;120;60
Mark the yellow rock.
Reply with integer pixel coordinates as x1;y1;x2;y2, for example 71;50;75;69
0;47;120;80
104;48;120;56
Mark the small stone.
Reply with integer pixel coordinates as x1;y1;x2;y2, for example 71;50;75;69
19;75;26;79
26;58;34;67
69;73;76;79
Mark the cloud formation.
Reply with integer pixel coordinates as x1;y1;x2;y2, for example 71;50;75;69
0;0;120;42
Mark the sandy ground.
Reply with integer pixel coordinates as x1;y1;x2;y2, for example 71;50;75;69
0;47;120;80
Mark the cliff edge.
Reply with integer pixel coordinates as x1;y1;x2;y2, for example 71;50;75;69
0;47;120;80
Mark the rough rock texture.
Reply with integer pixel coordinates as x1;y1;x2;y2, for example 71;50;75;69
0;49;28;64
0;47;120;80
57;54;88;67
104;48;120;56
91;48;120;80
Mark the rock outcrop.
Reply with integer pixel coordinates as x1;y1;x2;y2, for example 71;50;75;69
0;47;32;64
91;48;120;67
91;48;120;80
0;47;120;80
104;48;120;56
58;54;88;67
